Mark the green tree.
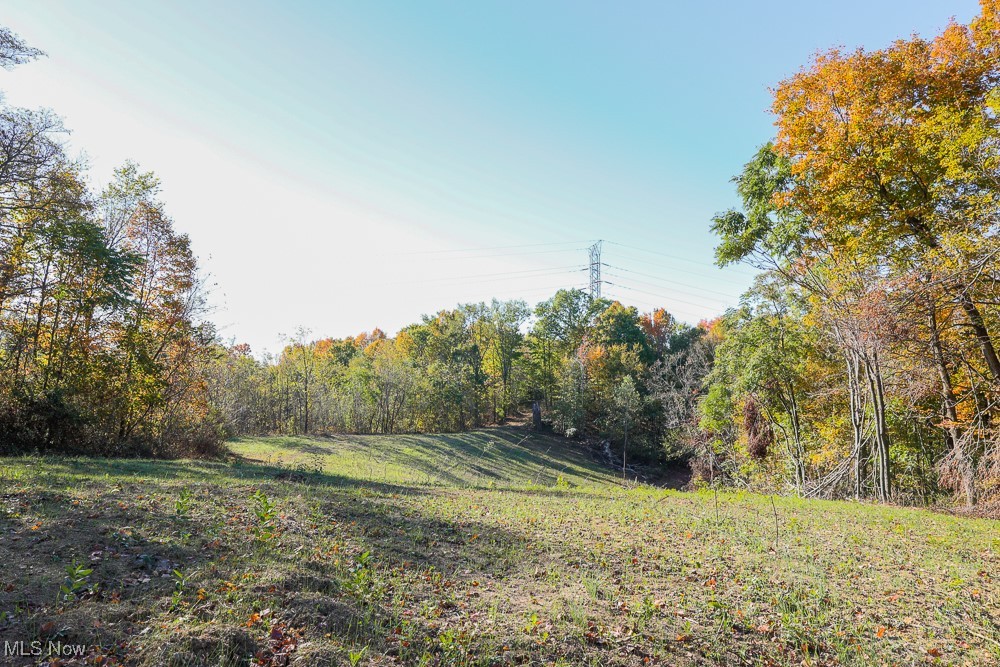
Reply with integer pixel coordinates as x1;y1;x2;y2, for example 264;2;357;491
611;376;641;481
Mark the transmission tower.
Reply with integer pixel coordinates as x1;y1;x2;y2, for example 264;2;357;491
588;240;603;299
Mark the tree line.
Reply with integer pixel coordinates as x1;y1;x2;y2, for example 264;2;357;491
702;0;1000;505
208;292;714;472
0;30;219;455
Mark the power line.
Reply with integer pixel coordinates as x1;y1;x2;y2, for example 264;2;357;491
399;241;589;256
604;282;733;312
402;240;589;254
604;240;757;276
603;264;741;300
604;291;718;317
602;273;732;308
601;249;755;282
604;290;725;321
376;265;584;288
436;269;585;289
414;247;591;261
450;282;589;304
378;236;754;316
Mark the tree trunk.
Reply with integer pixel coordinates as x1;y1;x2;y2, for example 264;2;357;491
928;297;976;505
957;292;1000;383
864;354;891;501
622;422;628;482
786;383;806;493
845;349;867;499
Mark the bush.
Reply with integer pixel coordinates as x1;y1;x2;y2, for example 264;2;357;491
0;391;93;455
0;392;225;458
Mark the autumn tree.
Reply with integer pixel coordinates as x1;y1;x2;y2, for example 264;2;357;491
709;0;1000;504
0;27;220;454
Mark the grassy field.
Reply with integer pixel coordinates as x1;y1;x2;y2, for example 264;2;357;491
0;427;997;666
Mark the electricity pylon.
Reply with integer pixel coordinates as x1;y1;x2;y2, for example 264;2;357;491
588;240;602;299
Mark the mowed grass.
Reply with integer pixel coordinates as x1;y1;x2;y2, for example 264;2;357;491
0;428;996;666
227;429;621;489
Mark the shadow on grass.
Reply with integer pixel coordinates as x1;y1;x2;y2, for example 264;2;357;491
234;426;618;488
0;456;534;666
25;456;428;497
388;430;616;487
231;435;334;456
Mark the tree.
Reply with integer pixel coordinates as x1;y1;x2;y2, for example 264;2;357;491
646;321;716;462
527;289;608;406
0;27;43;70
485;299;529;418
704;285;817;493
612;376;641;481
771;12;1000;387
705;2;1000;504
551;355;587;436
0;26;220;455
279;328;317;434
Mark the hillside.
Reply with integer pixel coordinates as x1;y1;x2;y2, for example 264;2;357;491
0;427;997;666
228;427;622;489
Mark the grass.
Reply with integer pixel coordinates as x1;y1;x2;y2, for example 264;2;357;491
0;426;997;666
227;429;619;489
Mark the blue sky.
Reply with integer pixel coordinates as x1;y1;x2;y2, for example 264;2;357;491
2;1;980;352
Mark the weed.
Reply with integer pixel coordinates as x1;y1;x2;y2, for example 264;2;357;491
171;569;187;609
348;646;367;666
345;551;377;602
634;594;657;631
251;488;277;539
522;611;540;635
175;486;193;516
59;561;94;602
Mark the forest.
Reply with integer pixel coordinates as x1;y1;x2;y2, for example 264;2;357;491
4;3;1000;509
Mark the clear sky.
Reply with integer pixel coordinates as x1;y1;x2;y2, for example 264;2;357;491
2;1;980;353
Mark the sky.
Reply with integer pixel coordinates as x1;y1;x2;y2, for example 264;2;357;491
1;1;981;353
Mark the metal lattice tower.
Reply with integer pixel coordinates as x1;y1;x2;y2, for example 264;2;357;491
588;240;603;299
